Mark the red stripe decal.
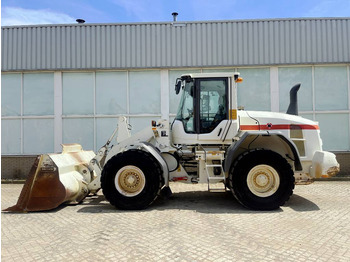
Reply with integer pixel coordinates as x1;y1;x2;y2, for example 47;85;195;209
240;124;319;131
171;177;188;181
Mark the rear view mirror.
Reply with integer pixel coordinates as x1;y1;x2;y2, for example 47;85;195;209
175;78;182;94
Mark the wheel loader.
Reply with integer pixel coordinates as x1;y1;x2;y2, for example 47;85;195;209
4;72;340;212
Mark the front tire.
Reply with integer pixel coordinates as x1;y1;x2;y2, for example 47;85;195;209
229;149;295;210
101;150;163;210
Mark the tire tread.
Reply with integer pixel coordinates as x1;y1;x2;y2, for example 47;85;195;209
228;149;295;210
101;149;163;210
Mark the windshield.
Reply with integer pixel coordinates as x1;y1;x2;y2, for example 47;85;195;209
175;80;195;133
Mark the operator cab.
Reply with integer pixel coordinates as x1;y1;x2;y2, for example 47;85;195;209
172;73;241;145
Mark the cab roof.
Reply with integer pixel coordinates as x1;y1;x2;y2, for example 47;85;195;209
181;72;240;79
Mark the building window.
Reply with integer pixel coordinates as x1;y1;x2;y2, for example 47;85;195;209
63;118;94;150
1;119;21;154
237;68;270;111
314;66;348;111
2;73;21;116
23;73;54;116
316;113;349;151
23;119;54;153
96;71;127;115
278;67;313;112
129;71;161;114
63;72;94;115
1;72;55;154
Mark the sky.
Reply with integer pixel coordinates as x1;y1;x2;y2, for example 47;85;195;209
1;0;350;26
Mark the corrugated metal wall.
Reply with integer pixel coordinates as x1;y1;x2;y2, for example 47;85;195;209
2;18;350;71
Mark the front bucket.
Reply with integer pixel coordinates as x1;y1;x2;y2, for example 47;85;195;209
3;144;95;212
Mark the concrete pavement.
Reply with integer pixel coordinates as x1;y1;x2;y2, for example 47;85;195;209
2;181;350;261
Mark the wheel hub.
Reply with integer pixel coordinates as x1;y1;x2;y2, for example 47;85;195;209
255;173;269;187
247;165;280;197
115;165;146;197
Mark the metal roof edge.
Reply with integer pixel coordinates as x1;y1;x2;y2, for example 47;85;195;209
2;16;349;29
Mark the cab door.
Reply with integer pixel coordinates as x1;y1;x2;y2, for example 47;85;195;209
197;78;236;143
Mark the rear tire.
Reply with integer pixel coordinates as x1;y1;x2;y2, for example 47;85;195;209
101;150;163;210
229;149;295;210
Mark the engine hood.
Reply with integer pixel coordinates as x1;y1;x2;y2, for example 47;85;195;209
237;111;319;131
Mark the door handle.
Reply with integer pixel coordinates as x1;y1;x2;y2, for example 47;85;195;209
218;128;222;136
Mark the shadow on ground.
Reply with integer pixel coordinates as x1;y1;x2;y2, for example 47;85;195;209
76;190;320;214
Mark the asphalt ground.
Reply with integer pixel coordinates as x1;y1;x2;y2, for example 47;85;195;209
1;181;350;262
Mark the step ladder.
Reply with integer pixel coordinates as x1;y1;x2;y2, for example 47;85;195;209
198;145;227;192
205;161;227;192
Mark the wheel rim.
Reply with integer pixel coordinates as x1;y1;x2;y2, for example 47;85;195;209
246;164;280;197
115;165;146;197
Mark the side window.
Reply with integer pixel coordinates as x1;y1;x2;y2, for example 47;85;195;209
199;79;227;133
175;81;195;133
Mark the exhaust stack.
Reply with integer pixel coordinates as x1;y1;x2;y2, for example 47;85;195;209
286;83;301;116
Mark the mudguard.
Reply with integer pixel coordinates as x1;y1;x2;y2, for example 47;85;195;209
224;131;302;173
138;142;170;187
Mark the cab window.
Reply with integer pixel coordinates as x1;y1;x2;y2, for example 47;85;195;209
175;81;195;133
198;79;227;133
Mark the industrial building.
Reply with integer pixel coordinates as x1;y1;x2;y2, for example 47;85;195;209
1;17;350;178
